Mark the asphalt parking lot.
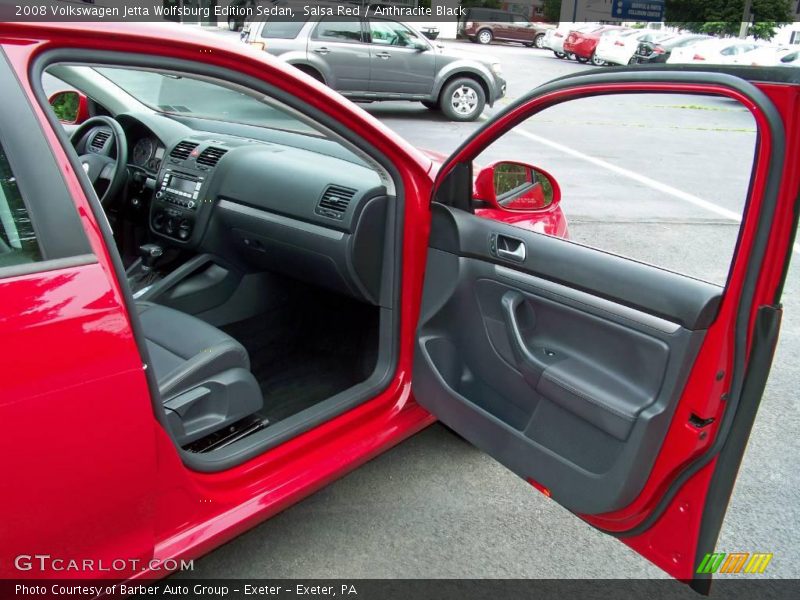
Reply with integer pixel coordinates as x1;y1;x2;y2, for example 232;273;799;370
187;33;798;580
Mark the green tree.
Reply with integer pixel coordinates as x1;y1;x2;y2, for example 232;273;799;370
51;92;78;123
665;0;792;40
460;0;502;9
542;0;562;22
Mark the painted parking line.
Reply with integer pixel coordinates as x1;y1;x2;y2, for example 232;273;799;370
480;115;800;255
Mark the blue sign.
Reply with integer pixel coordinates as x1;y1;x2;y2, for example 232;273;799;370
612;0;665;21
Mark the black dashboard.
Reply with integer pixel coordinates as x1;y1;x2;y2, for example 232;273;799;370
116;114;390;306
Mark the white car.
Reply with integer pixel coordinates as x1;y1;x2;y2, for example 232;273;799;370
595;29;669;66
780;49;800;67
543;24;571;58
732;45;800;67
667;38;759;65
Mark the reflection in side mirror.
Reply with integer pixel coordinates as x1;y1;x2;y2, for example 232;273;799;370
475;161;560;211
48;90;88;124
411;39;428;51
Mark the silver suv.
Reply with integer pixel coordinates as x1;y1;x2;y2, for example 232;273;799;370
241;15;506;121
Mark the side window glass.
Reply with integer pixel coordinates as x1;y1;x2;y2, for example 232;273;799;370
473;93;758;285
260;19;306;39
0;141;42;269
369;20;421;47
313;18;362;43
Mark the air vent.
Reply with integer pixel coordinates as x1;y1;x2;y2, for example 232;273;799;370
170;141;199;160
315;185;357;221
196;146;228;168
90;130;110;151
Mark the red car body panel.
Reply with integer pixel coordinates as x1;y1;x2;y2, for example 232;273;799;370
0;21;798;587
564;27;622;59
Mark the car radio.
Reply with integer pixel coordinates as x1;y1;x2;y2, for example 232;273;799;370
151;169;206;242
155;169;203;210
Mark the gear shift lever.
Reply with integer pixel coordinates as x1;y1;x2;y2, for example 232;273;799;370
139;243;164;272
129;243;164;295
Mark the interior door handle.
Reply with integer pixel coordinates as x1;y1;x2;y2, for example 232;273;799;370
501;291;549;387
496;234;526;262
375;52;391;59
313;47;330;55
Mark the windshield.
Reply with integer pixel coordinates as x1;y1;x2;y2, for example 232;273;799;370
96;67;321;136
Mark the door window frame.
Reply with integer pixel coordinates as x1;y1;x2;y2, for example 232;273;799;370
28;46;407;473
0;51;93;279
310;17;366;44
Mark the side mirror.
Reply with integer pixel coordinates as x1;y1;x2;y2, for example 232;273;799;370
474;161;561;211
48;90;89;125
411;39;429;51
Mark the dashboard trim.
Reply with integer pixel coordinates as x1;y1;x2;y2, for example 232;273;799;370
217;200;345;241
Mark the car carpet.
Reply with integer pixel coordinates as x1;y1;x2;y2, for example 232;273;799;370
221;292;378;424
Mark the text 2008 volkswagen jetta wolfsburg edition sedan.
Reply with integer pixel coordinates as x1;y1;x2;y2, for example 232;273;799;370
1;21;799;594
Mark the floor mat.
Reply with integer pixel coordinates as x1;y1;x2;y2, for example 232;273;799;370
222;289;378;423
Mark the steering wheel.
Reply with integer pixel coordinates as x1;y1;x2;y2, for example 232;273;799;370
70;116;128;206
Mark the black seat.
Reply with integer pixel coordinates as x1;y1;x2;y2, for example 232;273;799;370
136;302;263;445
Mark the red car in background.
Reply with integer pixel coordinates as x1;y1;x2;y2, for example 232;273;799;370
564;25;627;65
0;21;799;595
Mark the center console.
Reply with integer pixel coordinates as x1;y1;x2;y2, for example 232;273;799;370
150;139;227;245
151;168;205;242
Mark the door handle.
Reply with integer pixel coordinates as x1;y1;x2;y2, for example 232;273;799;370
495;234;526;262
313;47;330;55
501;291;554;387
375;52;391;59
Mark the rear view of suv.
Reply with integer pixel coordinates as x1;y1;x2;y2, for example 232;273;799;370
242;14;506;121
458;7;554;48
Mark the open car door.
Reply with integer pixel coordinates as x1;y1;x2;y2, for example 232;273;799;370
412;68;799;590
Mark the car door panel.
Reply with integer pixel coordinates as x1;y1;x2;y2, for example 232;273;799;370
367;20;436;96
307;19;370;93
415;204;707;514
0;48;158;578
368;47;437;96
414;69;798;585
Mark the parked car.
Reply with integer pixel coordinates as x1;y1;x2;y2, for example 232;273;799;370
242;15;505;121
631;33;713;64
731;45;800;67
667;37;759;64
544;23;599;59
779;49;800;66
2;19;800;594
594;28;671;66
564;25;626;65
543;23;570;58
458;7;554;47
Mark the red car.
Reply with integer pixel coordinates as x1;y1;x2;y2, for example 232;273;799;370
564;25;626;65
1;22;799;594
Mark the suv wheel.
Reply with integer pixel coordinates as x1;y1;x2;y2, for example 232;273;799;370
440;78;485;122
477;29;493;45
554;51;566;59
534;34;546;48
